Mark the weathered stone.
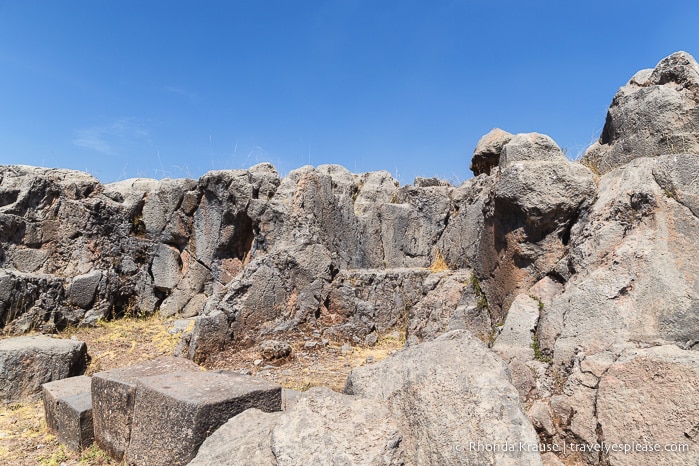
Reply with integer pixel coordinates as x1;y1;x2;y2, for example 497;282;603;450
540;157;699;367
190;387;404;466
42;375;93;450
91;356;202;460
185;310;230;362
10;247;47;273
583;51;699;174
653;153;699;217
68;270;102;309
188;408;281;466
493;294;540;362
271;387;404;465
150;244;181;291
0;336;87;403
470;127;513;176
413;176;450;187
125;371;282;466
478;152;596;316
597;345;699;466
499;132;568;169
345;330;542;466
260;340;292;360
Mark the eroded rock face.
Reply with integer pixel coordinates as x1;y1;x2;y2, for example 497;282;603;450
583;51;699;174
191;388;405;466
476;133;596;318
597;345;699;466
345;330;543;466
1;161;496;361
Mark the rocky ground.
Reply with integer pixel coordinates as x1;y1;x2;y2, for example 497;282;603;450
0;316;404;465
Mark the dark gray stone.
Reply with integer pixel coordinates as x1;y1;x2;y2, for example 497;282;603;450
91;356;202;461
0;336;87;403
125;371;282;466
68;270;102;309
42;375;93;450
151;244;181;291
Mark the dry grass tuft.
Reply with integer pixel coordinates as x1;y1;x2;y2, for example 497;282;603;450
429;250;449;273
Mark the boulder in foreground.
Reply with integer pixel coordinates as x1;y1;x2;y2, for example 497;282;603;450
42;375;93;451
125;371;281;466
345;330;543;466
91;356;202;460
0;336;87;403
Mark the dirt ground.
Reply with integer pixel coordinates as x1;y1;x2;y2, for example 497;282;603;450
0;315;404;465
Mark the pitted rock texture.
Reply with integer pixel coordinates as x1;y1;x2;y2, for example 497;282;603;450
583;51;699;174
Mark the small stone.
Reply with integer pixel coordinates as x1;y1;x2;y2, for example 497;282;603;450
260;340;292;360
341;343;353;355
321;338;329;346
254;359;263;367
364;332;379;346
365;356;375;364
304;341;317;349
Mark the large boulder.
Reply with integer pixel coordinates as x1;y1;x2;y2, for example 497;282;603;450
0;336;87;403
531;154;699;465
125;371;281;466
344;330;543;466
190;387;404;466
499;133;568;168
476;133;597;316
583;51;699;174
597;345;699;466
91;356;203;460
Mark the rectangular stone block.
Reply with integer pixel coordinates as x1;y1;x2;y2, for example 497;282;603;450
125;371;282;466
42;375;93;450
1;336;87;403
91;356;202;460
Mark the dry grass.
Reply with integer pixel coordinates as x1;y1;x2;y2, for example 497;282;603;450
429;250;449;272
205;328;406;392
1;315;406;464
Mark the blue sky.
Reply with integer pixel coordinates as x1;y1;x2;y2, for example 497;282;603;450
0;1;698;184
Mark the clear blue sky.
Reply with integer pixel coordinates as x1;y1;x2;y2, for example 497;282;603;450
1;1;698;184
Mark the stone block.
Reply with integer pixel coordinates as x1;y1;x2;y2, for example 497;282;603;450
91;356;202;460
68;270;102;309
125;371;282;466
0;336;87;403
151;244;181;290
42;375;93;450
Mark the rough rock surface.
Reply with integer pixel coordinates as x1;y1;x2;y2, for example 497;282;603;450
345;330;542;466
190;387;404;466
470;127;513;176
597;345;699;466
476;134;596;317
0;336;87;403
125;371;281;466
583;51;699;173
